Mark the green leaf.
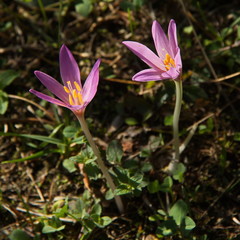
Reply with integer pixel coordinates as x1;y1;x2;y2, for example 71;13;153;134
115;184;133;195
105;189;114;200
91;203;102;216
149;214;164;221
148;180;160;193
133;0;145;9
159;176;173;192
0;90;8;114
180;216;196;236
93;215;112;228
183;25;193;34
99;216;112;226
0;70;19;90
9;229;31;240
233;132;240;141
84;162;101;180
63;158;77;173
70;146;96;164
106;140;123;164
71;136;85;144
148;177;173;193
75;0;93;17
0;132;65;145
156;219;177;236
125;117;138;125
42;224;65;233
169;199;188;226
172;162;186;182
164;115;173;126
63;125;78;138
157;209;167;216
183;216;196;230
141;161;153;172
1;150;45;164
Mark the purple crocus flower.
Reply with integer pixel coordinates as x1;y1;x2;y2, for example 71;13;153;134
30;45;101;115
122;19;182;82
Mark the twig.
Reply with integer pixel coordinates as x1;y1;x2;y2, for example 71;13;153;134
16;207;77;223
8;94;55;121
210;71;240;82
199;179;237;219
26;168;45;202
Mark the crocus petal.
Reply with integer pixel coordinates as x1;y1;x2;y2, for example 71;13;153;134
29;89;68;108
133;68;181;82
152;20;172;58
34;71;68;103
174;48;182;70
168;19;178;56
60;45;81;87
82;59;101;104
122;41;164;71
162;67;180;80
133;68;167;82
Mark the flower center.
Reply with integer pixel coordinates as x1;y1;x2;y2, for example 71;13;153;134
63;81;83;106
163;53;176;71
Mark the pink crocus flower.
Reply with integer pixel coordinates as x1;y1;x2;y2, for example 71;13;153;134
122;19;182;82
30;45;101;115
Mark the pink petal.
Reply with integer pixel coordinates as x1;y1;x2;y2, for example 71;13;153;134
132;68;166;82
161;67;180;80
29;89;69;108
174;48;182;70
59;45;81;87
133;68;179;82
168;19;178;56
82;59;101;103
122;41;164;71
34;71;68;103
152;20;172;58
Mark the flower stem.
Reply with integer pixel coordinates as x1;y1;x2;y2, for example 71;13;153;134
168;80;183;173
75;113;124;213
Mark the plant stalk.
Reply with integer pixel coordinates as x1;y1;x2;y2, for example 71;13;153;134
168;80;183;173
75;112;124;213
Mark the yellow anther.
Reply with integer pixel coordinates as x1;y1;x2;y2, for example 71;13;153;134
69;95;74;105
64;86;70;93
163;53;175;71
166;53;170;61
73;89;78;99
170;58;175;66
78;92;83;105
63;80;84;106
67;81;72;90
165;66;170;71
74;81;81;92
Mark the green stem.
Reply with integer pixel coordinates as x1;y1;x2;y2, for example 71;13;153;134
37;0;47;25
75;112;124;213
169;80;183;173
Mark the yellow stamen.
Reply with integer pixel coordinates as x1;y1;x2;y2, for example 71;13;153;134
63;81;84;106
170;58;175;66
64;86;70;93
163;53;175;71
78;92;83;105
67;81;73;91
74;81;81;92
69;95;74;105
73;89;78;99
